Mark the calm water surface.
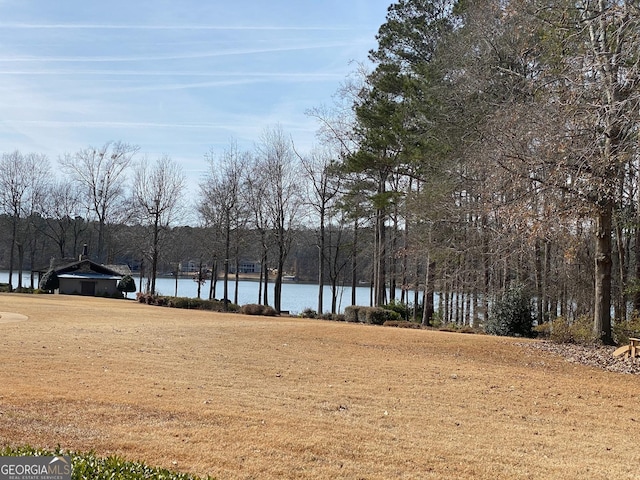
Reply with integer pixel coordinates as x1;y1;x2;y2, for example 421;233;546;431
0;271;389;314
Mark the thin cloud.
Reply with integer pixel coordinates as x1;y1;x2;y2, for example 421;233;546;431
3;120;232;129
0;41;362;63
0;0;390;182
0;23;353;31
0;70;345;79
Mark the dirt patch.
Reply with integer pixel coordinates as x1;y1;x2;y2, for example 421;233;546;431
0;312;28;323
0;293;639;480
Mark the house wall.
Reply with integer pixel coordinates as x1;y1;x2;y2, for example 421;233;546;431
58;278;119;296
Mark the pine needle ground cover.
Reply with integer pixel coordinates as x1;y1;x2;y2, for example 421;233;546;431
0;294;638;479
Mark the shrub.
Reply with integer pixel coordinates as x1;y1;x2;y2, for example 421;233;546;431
429;311;443;328
300;308;317;319
344;306;401;325
162;296;238;312
485;283;535;337
383;300;411;321
241;303;264;315
154;296;168;306
613;312;640;346
117;275;136;298
262;306;277;316
344;306;360;323
365;307;400;325
167;296;189;308
0;445;213;480
39;270;59;292
136;292;157;304
240;304;277;316
13;287;34;294
189;298;205;309
384;320;422;329
0;283;10;293
534;315;598;344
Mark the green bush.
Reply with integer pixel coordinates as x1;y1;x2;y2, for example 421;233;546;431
39;270;59;292
365;307;400;325
485;283;535;337
0;445;213;480
117;275;136;297
0;283;10;292
383;300;410;321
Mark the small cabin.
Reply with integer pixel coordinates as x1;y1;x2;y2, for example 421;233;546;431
39;259;130;296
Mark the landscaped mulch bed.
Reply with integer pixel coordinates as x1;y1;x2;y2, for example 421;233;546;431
523;341;640;375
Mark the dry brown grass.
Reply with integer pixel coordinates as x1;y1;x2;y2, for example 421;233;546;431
0;293;638;479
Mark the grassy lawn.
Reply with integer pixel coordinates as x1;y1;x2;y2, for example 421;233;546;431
0;293;637;479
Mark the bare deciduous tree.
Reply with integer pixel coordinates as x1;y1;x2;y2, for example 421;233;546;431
199;141;249;309
256;125;304;313
298;145;342;314
60;141;139;263
133;155;186;295
0;151;49;290
40;180;89;259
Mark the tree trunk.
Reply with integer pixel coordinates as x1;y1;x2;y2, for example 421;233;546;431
17;241;24;290
351;221;358;306
374;205;387;306
8;215;17;291
594;202;613;344
422;258;435;326
174;264;179;297
274;229;288;314
223;219;230;311
209;258;218;300
318;212;325;315
262;249;269;306
234;257;240;306
151;217;160;295
635;192;640;311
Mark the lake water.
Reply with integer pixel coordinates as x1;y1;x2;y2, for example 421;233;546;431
0;271;400;315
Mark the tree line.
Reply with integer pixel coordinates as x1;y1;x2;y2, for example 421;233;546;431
311;0;640;343
2;0;639;343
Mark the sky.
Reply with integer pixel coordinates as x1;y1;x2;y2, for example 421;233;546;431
0;1;391;183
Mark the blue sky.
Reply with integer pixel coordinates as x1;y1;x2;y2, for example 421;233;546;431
0;1;391;181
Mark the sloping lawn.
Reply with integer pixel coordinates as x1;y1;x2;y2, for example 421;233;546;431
0;293;637;479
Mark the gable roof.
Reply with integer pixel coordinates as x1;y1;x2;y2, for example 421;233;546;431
52;259;125;278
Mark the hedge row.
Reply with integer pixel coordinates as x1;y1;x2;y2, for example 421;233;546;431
239;303;277;316
344;306;401;325
136;293;240;312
